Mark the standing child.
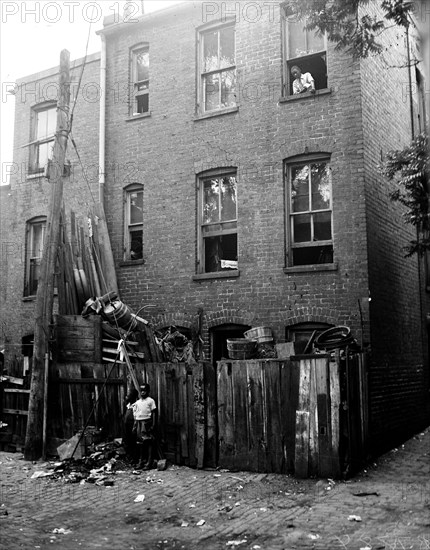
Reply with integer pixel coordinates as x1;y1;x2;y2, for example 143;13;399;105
132;383;157;470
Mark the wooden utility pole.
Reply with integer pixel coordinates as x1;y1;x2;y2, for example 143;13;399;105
25;50;71;460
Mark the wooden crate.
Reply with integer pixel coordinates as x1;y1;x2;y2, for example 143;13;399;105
54;315;102;363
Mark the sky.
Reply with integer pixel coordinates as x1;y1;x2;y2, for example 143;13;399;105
0;0;185;185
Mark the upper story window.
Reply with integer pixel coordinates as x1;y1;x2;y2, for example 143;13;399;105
24;217;46;297
282;6;328;96
198;22;236;113
285;157;333;266
130;44;149;116
124;184;143;261
29;104;56;174
197;170;238;273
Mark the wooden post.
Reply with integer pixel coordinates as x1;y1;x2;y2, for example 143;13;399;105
24;50;71;460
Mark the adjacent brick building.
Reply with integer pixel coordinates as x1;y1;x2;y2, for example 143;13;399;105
1;1;429;454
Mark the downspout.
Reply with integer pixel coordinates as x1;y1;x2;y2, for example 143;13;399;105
99;34;106;205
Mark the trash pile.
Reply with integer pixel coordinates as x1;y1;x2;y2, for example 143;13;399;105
31;439;146;486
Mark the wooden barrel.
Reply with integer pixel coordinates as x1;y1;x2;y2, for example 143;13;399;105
103;300;137;331
244;326;273;343
226;338;257;360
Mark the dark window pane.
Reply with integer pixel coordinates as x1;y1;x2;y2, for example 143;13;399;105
293;245;333;265
130;230;143;260
311;163;331;210
220;176;237;221
203;179;220;223
204;233;237;272
293;213;311;242
136;94;149;114
314;211;332;241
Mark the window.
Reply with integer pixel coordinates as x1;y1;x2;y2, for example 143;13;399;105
124;185;143;261
198;170;238;273
286;157;333;266
24;217;46;296
131;45;149;115
198;22;236;113
282;6;327;96
29;104;56;173
286;322;333;353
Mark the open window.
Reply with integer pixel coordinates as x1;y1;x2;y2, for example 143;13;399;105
282;6;328;96
285;156;333;267
29;103;56;174
24;216;46;296
124;184;143;261
130;44;149;116
198;20;236;114
197;169;238;274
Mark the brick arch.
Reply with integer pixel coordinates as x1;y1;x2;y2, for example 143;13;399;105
280;137;335;161
206;309;255;329
152;312;196;331
281;306;339;327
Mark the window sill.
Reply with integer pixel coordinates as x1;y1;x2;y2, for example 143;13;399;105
279;88;332;103
192;270;240;281
119;259;145;267
284;263;338;274
125;112;151;122
23;296;36;301
26;172;45;180
194;106;238;121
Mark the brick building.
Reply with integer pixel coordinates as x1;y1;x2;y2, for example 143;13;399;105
1;1;429;453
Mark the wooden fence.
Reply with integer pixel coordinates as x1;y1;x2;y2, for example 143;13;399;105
217;353;368;477
2;352;368;478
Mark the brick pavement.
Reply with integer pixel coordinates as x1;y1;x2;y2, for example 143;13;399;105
0;427;429;550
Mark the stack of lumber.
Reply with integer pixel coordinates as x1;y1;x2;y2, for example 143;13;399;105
57;204;118;315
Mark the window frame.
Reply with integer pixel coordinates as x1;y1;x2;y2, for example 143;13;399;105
281;6;328;97
24;216;47;297
197;168;238;275
29;103;56;174
285;155;334;268
197;19;237;115
130;43;149;117
123;183;144;262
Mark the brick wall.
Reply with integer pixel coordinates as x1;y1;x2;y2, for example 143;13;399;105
102;2;369;352
0;54;100;363
2;1;428;451
360;2;430;448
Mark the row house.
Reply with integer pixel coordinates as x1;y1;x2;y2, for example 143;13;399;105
1;1;429;455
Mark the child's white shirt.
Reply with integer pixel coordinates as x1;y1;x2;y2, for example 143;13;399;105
132;397;156;420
